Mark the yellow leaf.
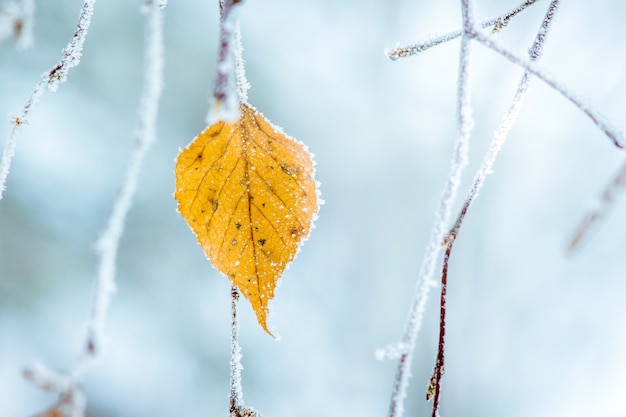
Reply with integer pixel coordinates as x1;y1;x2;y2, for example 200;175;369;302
175;103;319;335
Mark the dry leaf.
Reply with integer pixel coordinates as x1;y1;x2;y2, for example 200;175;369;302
175;103;319;334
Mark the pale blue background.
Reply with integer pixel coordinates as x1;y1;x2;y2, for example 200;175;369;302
1;1;626;416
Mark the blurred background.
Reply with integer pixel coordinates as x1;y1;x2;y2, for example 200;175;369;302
1;1;626;416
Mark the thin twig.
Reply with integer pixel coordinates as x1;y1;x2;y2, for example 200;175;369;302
209;0;244;123
228;287;263;417
470;30;624;149
387;2;476;416
568;157;626;253
18;6;165;412
0;0;96;202
71;0;165;381
385;0;538;60
452;0;559;238
23;362;86;417
427;3;560;415
427;239;452;417
230;286;244;413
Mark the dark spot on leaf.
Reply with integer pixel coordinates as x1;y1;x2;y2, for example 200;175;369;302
258;238;266;246
280;163;292;175
235;223;241;230
290;226;305;239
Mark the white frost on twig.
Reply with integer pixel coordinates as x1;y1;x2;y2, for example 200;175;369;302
230;287;244;411
471;30;625;149
451;0;560;235
385;0;537;60
23;362;87;417
0;0;95;203
23;361;73;393
228;287;265;417
47;0;96;91
72;0;165;381
375;342;409;361
568;157;626;253
208;0;243;124
387;2;476;417
234;23;250;105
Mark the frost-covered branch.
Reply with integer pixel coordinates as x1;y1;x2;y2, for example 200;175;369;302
385;2;476;417
17;1;165;413
23;362;86;417
230;286;244;412
385;0;537;61
470;30;624;149
427;241;452;417
385;1;623;150
0;0;95;203
568;157;626;253
208;0;244;124
71;0;165;381
451;0;558;239
427;3;560;415
229;288;263;417
21;3;165;414
0;0;34;49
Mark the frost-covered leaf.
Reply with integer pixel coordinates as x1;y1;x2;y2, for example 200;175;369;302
175;102;319;335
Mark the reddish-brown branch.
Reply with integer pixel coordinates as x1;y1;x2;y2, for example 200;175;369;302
429;235;454;417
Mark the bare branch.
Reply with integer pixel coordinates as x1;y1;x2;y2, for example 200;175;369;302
428;4;561;414
0;0;96;203
387;2;476;416
568;157;626;253
470;29;625;149
385;0;538;60
209;0;245;123
230;286;244;412
71;0;165;381
427;238;453;417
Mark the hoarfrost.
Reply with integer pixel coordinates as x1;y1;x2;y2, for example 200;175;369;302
375;342;410;361
0;0;94;203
